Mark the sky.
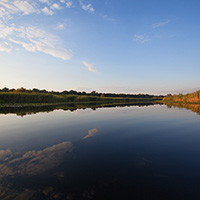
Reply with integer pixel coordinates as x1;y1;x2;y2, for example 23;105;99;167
0;0;200;95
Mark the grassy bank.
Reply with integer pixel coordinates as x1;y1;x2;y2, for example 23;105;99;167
0;90;163;105
0;88;163;116
163;90;200;104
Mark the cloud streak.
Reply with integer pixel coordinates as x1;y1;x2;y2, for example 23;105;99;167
100;14;116;22
42;6;54;15
0;0;40;20
82;61;97;72
0;20;73;60
56;23;65;30
133;34;150;43
60;0;73;8
8;26;73;60
0;42;11;52
152;20;170;29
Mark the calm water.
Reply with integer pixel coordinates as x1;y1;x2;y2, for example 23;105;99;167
0;104;200;200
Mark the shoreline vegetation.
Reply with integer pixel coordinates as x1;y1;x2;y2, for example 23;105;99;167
163;90;200;104
0;87;164;116
1;87;200;116
0;87;163;105
163;90;200;115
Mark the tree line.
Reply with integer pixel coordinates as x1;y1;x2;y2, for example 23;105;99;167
0;87;164;99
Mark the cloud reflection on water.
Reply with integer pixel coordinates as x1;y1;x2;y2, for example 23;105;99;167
82;128;98;140
0;141;73;200
0;141;73;177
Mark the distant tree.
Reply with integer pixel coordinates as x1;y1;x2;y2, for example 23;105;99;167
90;91;97;96
17;87;27;93
32;88;40;93
61;90;69;95
69;90;77;95
2;87;9;92
40;89;48;93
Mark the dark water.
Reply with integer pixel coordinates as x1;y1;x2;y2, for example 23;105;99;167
0;104;200;200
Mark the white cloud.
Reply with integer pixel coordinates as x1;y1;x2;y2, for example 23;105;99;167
134;34;145;40
152;20;170;29
83;128;98;140
82;61;97;72
100;14;116;22
42;7;54;15
7;26;73;60
0;0;93;20
0;0;63;19
51;3;62;10
56;23;65;30
0;14;73;60
0;0;40;20
39;0;50;4
0;22;15;38
66;0;73;8
13;0;38;15
133;34;150;43
9;39;35;51
59;0;72;8
0;0;95;60
80;0;94;13
0;42;11;52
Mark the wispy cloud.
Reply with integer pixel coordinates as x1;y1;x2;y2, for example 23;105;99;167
39;0;50;4
152;19;170;29
0;0;40;20
51;3;62;10
80;0;95;14
66;0;73;8
0;0;95;60
0;0;63;20
42;6;54;15
100;14;116;22
0;20;72;60
0;1;74;60
59;0;73;8
82;61;97;72
9;26;73;60
0;0;95;20
133;34;150;43
0;22;15;38
83;128;98;140
0;42;11;52
56;23;65;30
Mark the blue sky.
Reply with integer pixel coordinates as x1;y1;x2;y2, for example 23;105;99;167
0;0;200;95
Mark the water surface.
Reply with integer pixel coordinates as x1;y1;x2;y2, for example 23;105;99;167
0;104;200;200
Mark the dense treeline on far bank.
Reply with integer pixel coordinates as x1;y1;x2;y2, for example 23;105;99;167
163;90;200;104
0;87;163;104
